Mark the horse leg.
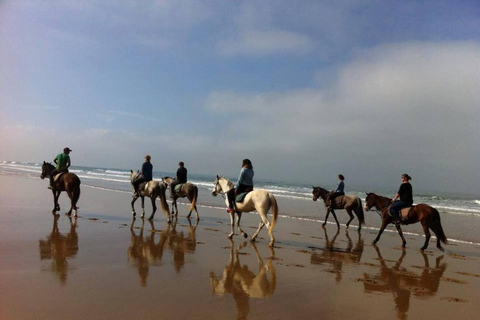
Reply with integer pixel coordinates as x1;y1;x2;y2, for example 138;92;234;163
141;196;145;219
330;209;340;229
420;222;431;251
228;211;235;239
257;210;274;246
131;196;138;217
323;208;330;227
148;196;157;220
373;220;388;245
251;222;265;242
345;207;354;230
395;224;407;247
430;224;445;252
235;212;248;239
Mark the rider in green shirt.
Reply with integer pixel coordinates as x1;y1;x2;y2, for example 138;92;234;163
49;147;72;189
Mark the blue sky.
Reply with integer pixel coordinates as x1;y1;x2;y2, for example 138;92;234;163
1;0;479;195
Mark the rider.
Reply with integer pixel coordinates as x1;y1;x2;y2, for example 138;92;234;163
326;174;345;209
49;147;72;189
226;159;254;213
133;155;153;196
170;161;187;198
390;173;413;223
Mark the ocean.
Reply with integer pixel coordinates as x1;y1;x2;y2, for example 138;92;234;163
1;160;479;246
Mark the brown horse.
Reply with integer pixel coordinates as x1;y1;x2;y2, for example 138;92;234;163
312;186;365;231
364;193;447;251
162;177;199;220
40;162;81;216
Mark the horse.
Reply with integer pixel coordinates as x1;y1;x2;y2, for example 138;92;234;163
130;170;170;222
40;162;81;216
212;176;278;246
312;186;365;231
161;176;199;220
364;193;447;251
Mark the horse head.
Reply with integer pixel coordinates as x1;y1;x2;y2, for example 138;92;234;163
161;176;174;186
364;193;390;212
40;161;54;179
212;175;233;197
312;186;328;201
130;170;141;184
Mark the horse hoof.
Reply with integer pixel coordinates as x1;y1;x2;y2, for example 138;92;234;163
228;234;234;239
438;246;444;252
250;237;256;242
243;233;248;239
269;242;275;247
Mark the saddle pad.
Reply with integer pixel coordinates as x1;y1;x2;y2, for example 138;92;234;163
54;172;66;182
334;196;344;206
174;184;183;193
400;207;411;220
235;192;249;203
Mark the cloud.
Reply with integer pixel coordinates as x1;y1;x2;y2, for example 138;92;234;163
204;41;480;191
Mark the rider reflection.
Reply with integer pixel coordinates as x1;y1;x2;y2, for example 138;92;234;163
310;227;364;283
363;245;447;320
210;240;276;319
38;214;78;285
128;218;198;286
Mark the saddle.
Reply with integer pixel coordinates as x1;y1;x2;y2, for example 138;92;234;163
331;195;345;209
235;191;251;203
174;184;184;193
387;204;413;221
53;172;66;182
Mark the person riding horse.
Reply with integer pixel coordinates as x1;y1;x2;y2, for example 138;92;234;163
49;147;72;189
326;174;345;209
227;159;254;213
133;155;153;196
390;173;413;223
170;161;187;198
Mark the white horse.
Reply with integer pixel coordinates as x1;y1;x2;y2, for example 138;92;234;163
212;176;278;246
130;171;170;222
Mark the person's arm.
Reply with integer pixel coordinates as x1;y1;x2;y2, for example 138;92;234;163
66;156;71;168
392;184;402;201
53;156;58;164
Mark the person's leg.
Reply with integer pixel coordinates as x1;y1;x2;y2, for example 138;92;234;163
390;201;406;221
170;180;178;198
227;188;236;212
49;169;59;188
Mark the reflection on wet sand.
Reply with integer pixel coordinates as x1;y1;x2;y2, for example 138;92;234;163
210;241;276;320
311;227;364;283
38;214;79;285
363;245;447;320
128;218;198;286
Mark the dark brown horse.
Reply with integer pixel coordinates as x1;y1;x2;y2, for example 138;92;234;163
40;162;81;216
162;177;199;220
364;193;447;251
312;186;365;231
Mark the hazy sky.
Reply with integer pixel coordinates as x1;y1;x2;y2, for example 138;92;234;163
1;1;479;195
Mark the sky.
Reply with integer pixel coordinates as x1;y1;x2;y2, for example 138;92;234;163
1;0;479;196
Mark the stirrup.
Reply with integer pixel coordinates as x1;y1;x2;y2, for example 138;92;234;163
227;207;235;213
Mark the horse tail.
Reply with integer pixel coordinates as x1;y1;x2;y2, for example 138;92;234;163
189;185;198;212
432;207;448;244
268;193;278;232
355;197;365;225
159;184;170;215
72;183;81;209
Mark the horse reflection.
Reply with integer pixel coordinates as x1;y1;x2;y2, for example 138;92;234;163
128;218;198;286
363;245;447;320
210;241;276;320
310;227;364;283
38;214;79;285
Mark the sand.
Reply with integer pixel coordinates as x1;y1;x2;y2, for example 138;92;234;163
1;174;479;320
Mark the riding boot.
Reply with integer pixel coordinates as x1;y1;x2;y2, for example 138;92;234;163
48;177;54;189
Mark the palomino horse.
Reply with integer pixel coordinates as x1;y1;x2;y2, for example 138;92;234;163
161;177;199;220
364;193;447;251
212;176;278;246
130;171;170;222
40;162;81;216
312;186;365;231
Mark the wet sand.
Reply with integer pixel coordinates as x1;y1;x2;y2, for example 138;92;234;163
1;174;479;320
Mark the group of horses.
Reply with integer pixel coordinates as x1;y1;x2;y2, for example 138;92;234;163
41;162;447;251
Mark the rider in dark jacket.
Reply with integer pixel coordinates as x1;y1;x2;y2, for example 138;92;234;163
170;162;187;198
133;155;153;196
390;173;413;222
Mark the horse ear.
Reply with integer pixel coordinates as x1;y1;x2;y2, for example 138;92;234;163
216;175;220;179
130;170;133;173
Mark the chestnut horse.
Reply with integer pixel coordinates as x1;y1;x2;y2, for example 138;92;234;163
161;177;199;220
312;186;365;231
364;193;447;251
40;162;81;216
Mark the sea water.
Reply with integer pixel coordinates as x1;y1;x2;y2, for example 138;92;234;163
1;160;479;245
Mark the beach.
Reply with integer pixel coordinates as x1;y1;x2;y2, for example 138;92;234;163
1;174;480;320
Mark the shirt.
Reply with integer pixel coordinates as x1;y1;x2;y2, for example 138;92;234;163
55;153;70;171
141;162;153;181
398;182;413;204
235;167;254;188
176;167;187;183
334;180;345;193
